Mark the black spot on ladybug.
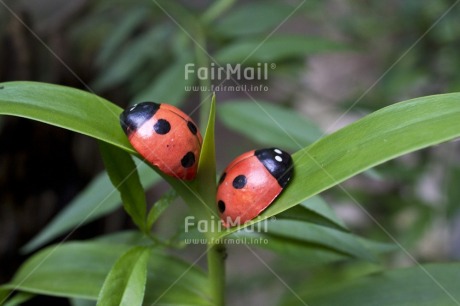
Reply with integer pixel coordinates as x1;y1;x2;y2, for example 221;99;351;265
218;200;226;213
255;148;293;188
218;172;227;185
232;175;247;189
181;151;195;168
120;102;159;135
187;121;198;135
154;119;171;135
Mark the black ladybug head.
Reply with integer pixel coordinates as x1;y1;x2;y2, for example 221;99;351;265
120;102;160;135
255;148;293;188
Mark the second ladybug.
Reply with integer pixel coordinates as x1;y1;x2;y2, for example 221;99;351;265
120;102;202;180
217;148;293;227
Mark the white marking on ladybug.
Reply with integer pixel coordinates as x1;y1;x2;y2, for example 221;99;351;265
275;155;283;162
274;149;282;154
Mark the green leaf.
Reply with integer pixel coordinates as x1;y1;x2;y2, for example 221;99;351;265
232;231;348;265
218;100;322;151
282;263;460;306
201;0;236;23
196;93;217;219
4;242;132;299
97;246;150;306
359;238;397;255
92;26;170;90
21;171;122;252
99;142;147;231
95;8;149;66
0;81;133;153
218;93;460;236
260;220;375;262
147;189;177;229
2;241;211;305
2;292;34;306
214;35;346;64
0;81;210;224
92;230;150;246
144;251;211;305
22;162;160;253
212;2;297;38
277;196;348;232
230;224;395;264
130;52;195;105
0;289;9;305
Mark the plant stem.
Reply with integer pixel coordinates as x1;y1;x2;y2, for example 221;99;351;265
207;242;226;305
193;14;226;306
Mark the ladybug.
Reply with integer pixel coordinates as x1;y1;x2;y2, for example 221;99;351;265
120;102;202;180
217;148;293;227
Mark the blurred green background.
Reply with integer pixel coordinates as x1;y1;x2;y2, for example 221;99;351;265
1;0;460;305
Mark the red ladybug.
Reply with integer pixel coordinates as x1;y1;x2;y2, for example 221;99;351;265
217;148;293;227
120;102;202;180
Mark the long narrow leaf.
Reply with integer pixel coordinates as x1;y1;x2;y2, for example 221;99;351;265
218;100;322;150
218;93;460;237
281;263;460;306
0;82;133;153
95;8;149;66
2;241;211;305
259;220;375;262
92;26;170;90
231;231;394;265
22;162;160;253
99;142;147;231
0;82;206;247
147;189;177;230
2;292;34;306
215;35;346;64
130;52;195;105
97;246;150;306
196;93;217;218
212;2;297;38
277;196;348;232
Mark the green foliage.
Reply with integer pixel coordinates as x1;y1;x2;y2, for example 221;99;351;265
281;263;460;306
217;93;460;236
211;2;297;38
99;142;148;232
146;189;177;230
1;80;459;305
277;197;348;231
1;292;34;306
218;100;323;150
215;35;347;64
232;220;376;262
131;52;196;105
0;82;132;153
1;241;210;305
1;1;460;305
96;246;150;306
22;162;160;253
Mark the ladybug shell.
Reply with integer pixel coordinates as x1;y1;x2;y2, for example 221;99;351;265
120;102;202;180
217;148;293;227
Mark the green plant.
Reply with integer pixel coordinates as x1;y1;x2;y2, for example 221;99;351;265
0;81;459;305
1;1;460;305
